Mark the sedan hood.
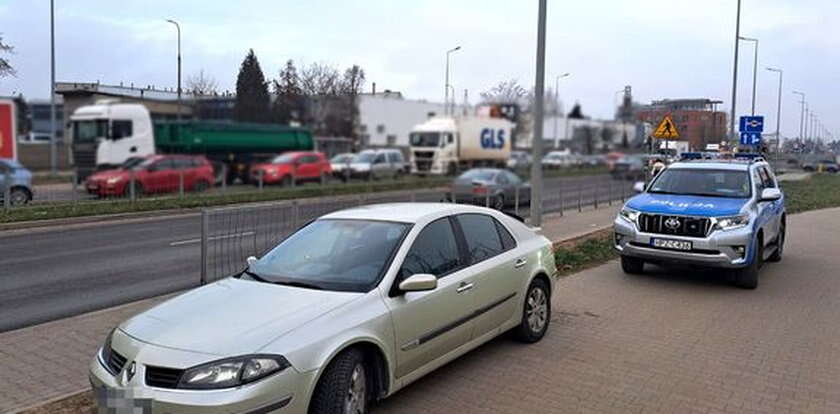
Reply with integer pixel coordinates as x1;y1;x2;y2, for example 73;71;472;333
626;193;748;217
120;278;361;356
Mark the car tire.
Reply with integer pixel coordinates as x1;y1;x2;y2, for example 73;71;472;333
9;188;31;206
194;180;210;193
620;255;645;274
734;236;762;289
281;175;293;187
514;278;551;343
492;194;505;210
123;181;144;198
309;349;369;414
767;222;785;263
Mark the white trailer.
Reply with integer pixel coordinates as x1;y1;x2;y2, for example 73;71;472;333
409;116;513;175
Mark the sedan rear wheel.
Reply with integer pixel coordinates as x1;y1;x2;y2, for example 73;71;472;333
514;278;550;343
9;188;30;206
309;349;369;414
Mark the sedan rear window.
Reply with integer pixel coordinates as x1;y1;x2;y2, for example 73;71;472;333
251;219;410;292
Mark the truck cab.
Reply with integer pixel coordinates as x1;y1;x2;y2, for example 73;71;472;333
613;156;786;289
409;116;512;175
70;102;155;181
409;117;458;175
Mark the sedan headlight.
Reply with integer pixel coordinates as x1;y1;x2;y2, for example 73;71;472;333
106;176;123;185
713;214;750;231
619;207;640;223
178;355;290;390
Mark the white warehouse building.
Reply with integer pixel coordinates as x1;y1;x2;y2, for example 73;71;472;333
358;91;447;148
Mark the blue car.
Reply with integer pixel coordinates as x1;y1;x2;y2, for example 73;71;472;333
0;158;34;206
613;156;785;289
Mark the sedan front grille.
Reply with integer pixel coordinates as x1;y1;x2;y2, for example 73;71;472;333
638;214;711;238
145;365;184;389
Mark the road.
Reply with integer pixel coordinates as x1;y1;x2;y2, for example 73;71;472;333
375;207;840;414
0;173;631;332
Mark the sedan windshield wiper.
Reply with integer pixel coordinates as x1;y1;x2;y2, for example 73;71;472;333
239;269;270;283
271;279;324;290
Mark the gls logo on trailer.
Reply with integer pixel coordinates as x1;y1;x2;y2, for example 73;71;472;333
480;128;506;149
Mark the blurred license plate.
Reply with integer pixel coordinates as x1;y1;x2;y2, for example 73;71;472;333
652;238;692;251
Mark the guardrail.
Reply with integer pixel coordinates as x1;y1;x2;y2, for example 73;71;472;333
199;175;634;284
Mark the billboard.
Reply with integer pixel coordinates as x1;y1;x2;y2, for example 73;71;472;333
0;99;16;160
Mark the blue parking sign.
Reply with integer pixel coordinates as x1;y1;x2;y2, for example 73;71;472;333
740;132;762;146
739;116;765;133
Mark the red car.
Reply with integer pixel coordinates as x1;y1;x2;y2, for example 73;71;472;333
86;155;214;197
249;151;332;186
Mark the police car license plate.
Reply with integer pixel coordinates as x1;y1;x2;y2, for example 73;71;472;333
652;238;692;251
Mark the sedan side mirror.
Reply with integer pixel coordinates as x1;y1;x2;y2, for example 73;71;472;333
246;256;258;268
398;274;437;293
759;188;782;202
633;181;646;193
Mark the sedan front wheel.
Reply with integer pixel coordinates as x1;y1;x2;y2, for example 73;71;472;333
514;278;550;343
309;349;369;414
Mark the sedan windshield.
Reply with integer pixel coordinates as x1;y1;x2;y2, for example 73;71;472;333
249;219;410;292
271;154;295;164
410;132;440;147
648;169;751;198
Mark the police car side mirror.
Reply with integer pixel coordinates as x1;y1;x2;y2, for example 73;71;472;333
759;188;782;202
633;181;646;193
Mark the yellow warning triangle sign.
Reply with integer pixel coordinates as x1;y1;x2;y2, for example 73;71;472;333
653;115;680;139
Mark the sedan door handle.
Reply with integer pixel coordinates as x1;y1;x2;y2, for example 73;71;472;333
456;282;474;293
514;258;528;269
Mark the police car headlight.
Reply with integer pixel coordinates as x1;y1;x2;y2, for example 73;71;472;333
619;207;640;223
714;214;750;231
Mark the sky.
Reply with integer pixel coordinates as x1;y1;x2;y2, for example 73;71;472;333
0;0;837;139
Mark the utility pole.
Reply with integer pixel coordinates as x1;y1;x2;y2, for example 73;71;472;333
166;19;182;122
530;0;547;226
766;67;782;154
553;73;570;149
793;91;805;142
444;46;461;116
729;0;742;142
50;0;57;174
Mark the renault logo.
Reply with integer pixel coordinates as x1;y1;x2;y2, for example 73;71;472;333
119;361;137;386
664;217;681;230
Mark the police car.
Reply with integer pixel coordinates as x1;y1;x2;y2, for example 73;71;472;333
613;155;785;289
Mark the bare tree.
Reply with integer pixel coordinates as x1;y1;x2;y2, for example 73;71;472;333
0;35;15;78
480;79;529;106
299;62;341;96
186;69;219;96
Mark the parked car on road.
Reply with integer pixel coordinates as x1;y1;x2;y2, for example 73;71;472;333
85;154;214;197
250;151;332;186
507;150;532;170
0;158;33;206
329;152;355;180
449;168;531;210
802;159;839;173
541;151;576;169
349;149;408;180
611;155;646;180
89;203;557;414
614;157;785;289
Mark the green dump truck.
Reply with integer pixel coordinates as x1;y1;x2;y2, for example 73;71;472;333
70;101;314;183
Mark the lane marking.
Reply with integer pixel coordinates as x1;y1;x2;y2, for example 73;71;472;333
169;231;255;247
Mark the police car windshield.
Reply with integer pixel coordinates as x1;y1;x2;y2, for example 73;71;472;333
648;169;751;199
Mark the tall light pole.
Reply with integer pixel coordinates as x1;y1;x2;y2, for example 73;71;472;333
166;19;182;122
738;36;758;116
530;0;547;226
803;103;809;141
729;0;742;142
552;73;570;149
50;0;57;174
766;67;782;154
792;91;805;142
444;46;461;116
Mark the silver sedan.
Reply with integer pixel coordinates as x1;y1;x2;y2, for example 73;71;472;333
89;203;557;413
449;168;532;210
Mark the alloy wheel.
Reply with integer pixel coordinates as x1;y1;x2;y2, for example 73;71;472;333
526;287;548;334
344;363;366;414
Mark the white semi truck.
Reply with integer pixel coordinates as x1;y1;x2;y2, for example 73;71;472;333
409;116;513;175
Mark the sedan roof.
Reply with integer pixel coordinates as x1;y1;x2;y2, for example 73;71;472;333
321;203;493;224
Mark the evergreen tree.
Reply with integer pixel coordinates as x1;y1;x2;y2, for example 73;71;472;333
272;60;304;125
233;49;270;123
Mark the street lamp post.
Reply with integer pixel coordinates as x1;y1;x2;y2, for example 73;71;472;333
552;73;570;149
766;67;782;154
50;0;57;174
729;0;742;142
792;91;805;142
444;46;461;116
530;0;547;226
738;36;758;116
166;19;182;122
